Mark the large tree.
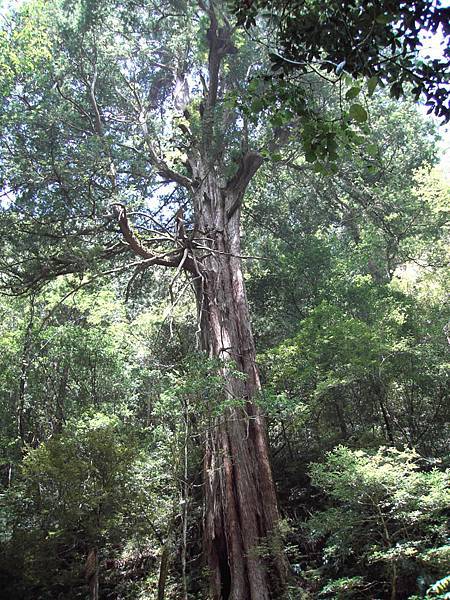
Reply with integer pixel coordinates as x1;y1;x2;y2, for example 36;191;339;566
1;1;287;597
0;1;447;598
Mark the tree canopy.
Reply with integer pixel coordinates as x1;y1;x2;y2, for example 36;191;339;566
233;0;450;121
0;1;449;599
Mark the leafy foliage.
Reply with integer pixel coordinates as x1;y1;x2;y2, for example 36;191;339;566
0;0;448;598
305;447;449;598
1;412;174;598
234;0;450;121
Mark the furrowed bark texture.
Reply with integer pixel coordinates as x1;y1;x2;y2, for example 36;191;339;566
114;171;287;597
192;174;286;599
112;9;287;596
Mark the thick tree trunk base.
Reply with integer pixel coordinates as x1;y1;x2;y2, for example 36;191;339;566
195;191;287;599
204;407;286;600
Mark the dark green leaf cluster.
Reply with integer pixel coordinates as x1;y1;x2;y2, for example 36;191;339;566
233;0;450;121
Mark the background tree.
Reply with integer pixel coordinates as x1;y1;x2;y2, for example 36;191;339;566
305;447;449;599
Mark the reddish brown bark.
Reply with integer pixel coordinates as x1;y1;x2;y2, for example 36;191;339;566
113;173;286;598
191;176;286;599
111;7;287;596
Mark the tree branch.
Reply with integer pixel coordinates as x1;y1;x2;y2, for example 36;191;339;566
139;116;193;189
225;151;264;218
111;203;182;267
89;65;103;136
200;2;237;153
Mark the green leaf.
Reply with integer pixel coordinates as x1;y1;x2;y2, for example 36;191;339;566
271;112;284;126
345;86;361;100
247;78;259;93
352;135;365;146
390;81;404;99
367;76;378;97
375;13;391;24
251;98;265;112
349;103;368;123
366;143;378;157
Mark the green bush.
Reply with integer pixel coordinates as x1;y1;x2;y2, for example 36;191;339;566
305;446;449;598
0;413;171;599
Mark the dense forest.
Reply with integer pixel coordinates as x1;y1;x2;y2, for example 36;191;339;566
0;0;449;599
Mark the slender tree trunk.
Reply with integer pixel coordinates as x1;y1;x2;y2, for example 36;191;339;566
372;376;395;445
182;397;189;600
17;296;35;446
54;362;69;434
157;543;170;600
333;391;348;440
85;547;99;600
192;180;286;599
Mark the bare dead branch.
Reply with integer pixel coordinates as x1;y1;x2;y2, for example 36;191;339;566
139;116;193;189
169;247;190;304
127;211;176;238
89;66;103;136
55;81;96;132
125;263;147;302
192;243;267;261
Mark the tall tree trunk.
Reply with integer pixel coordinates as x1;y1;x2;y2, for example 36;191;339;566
85;547;99;600
111;8;287;592
17;295;35;447
113;169;287;598
193;179;286;599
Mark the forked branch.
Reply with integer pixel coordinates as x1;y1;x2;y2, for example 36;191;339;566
226;151;264;218
111;203;182;268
